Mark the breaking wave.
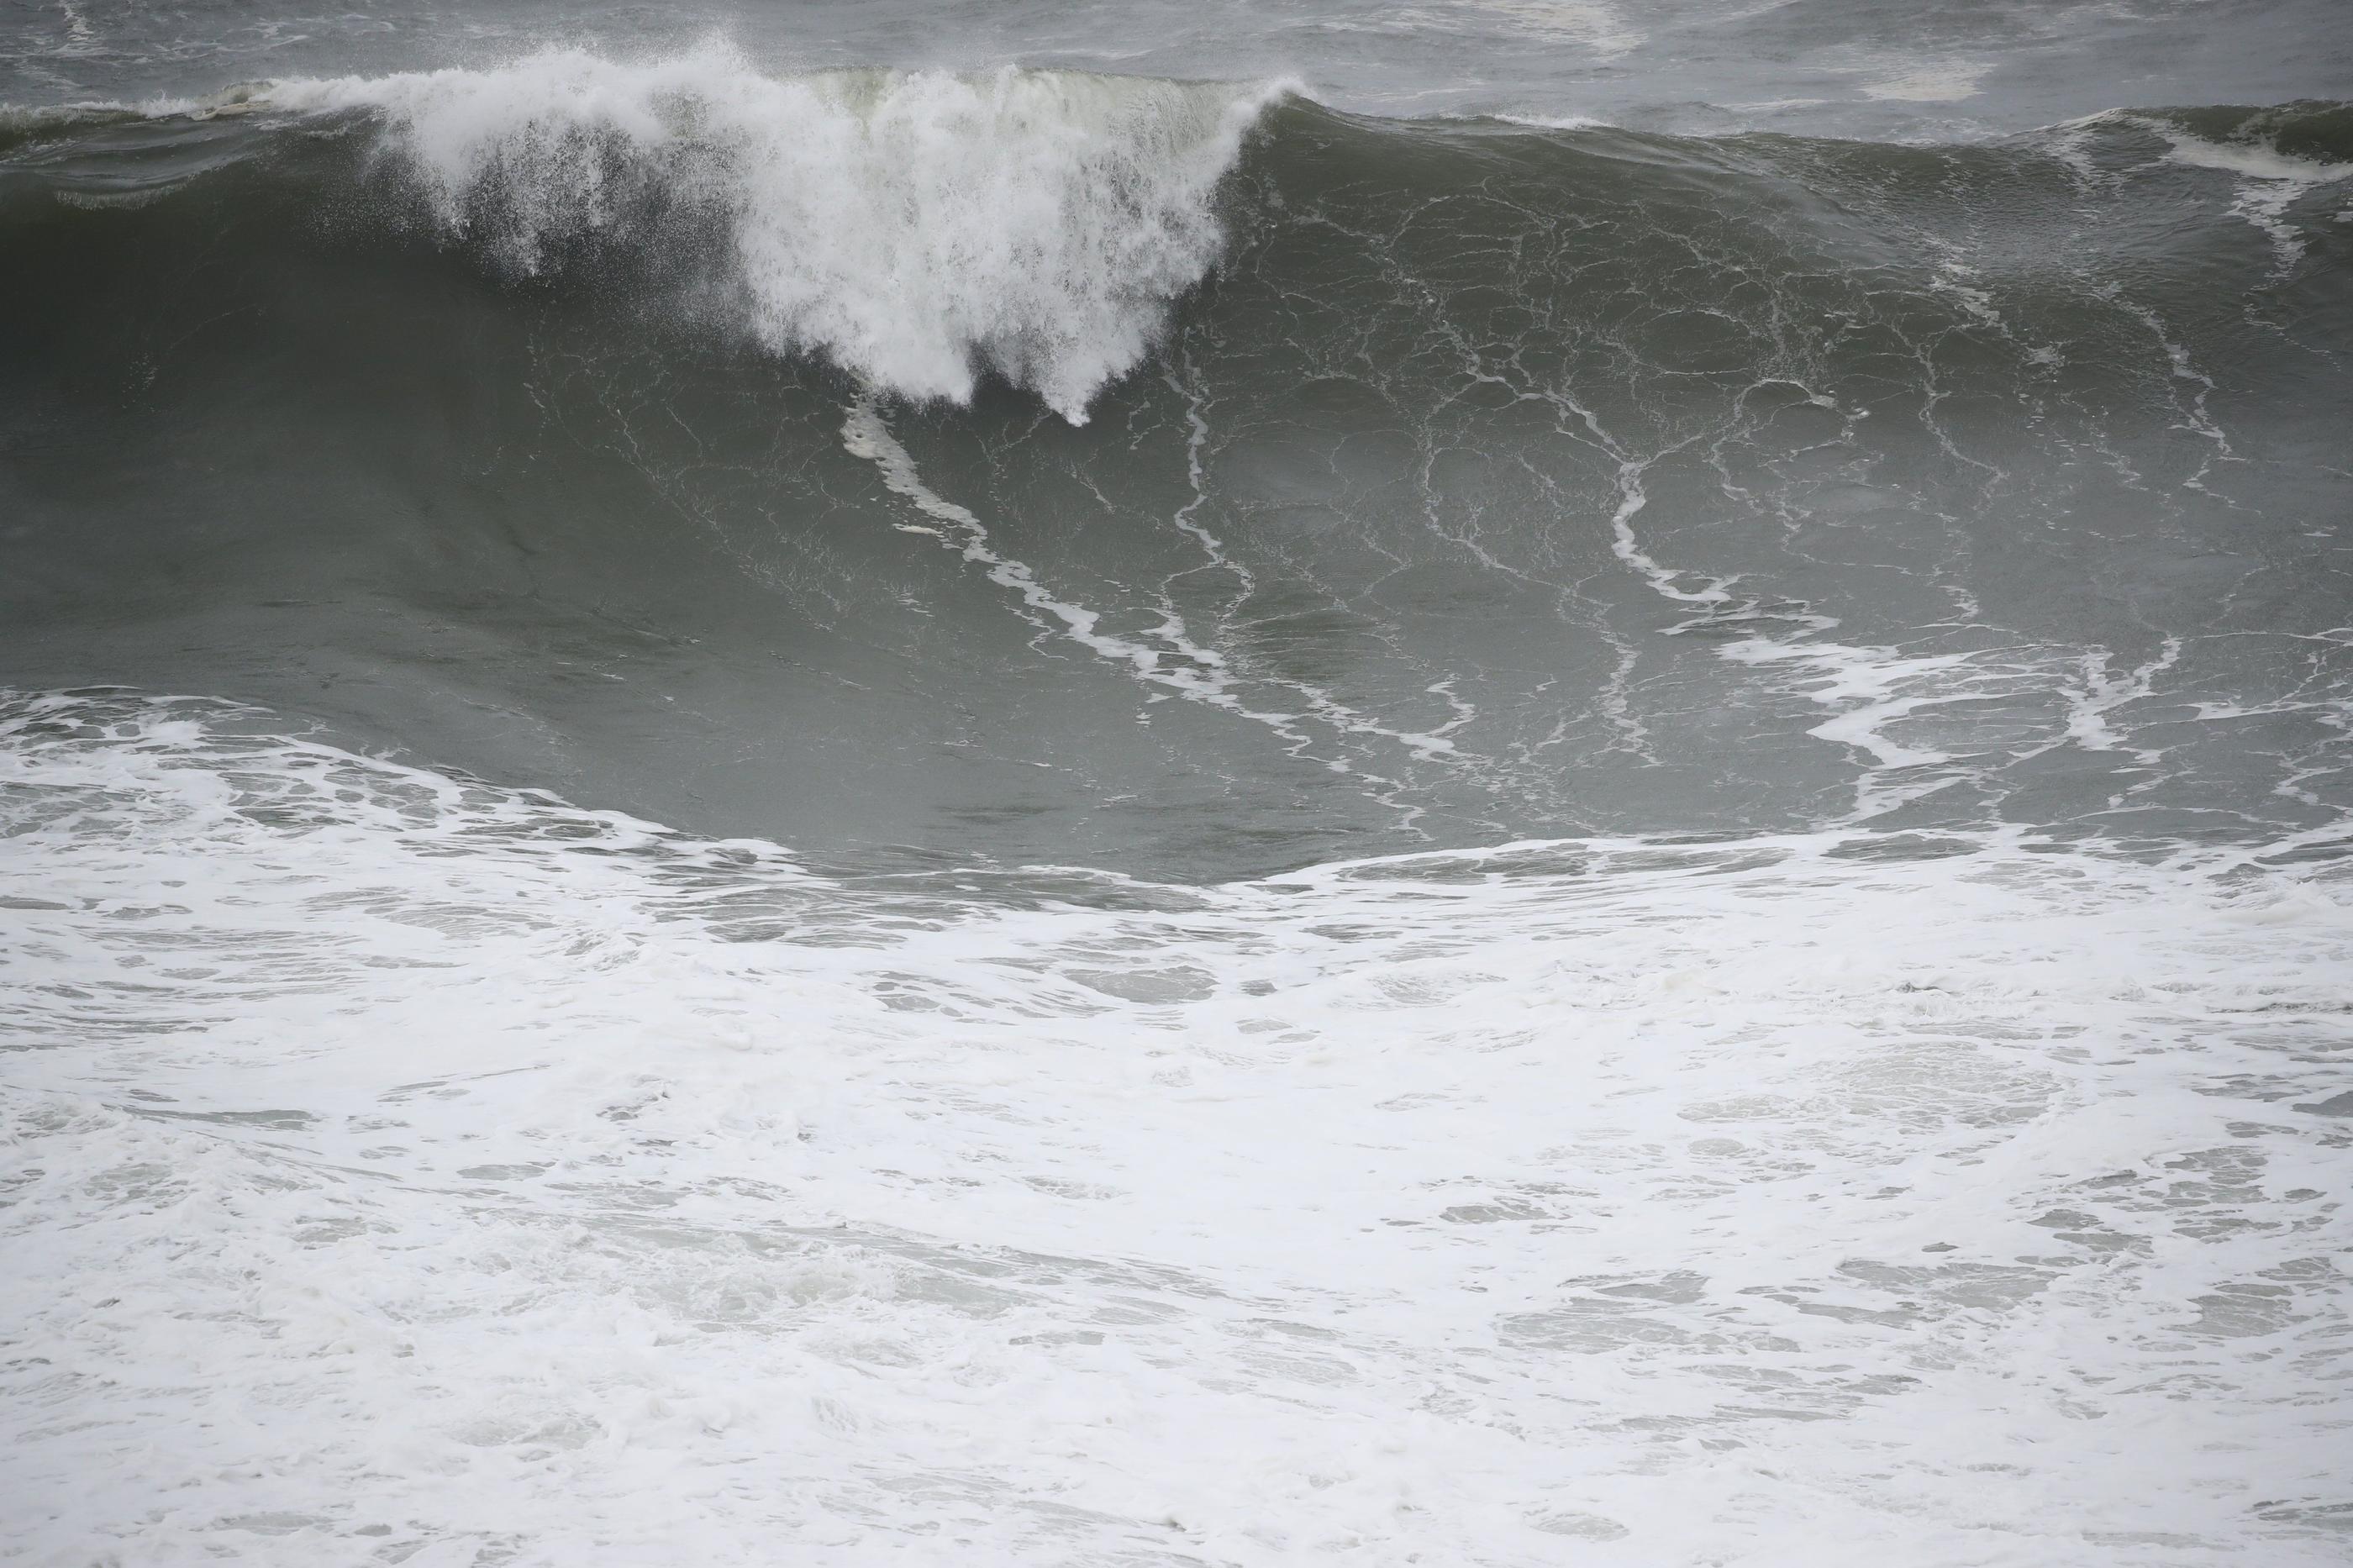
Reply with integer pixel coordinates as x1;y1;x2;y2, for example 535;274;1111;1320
264;49;1287;421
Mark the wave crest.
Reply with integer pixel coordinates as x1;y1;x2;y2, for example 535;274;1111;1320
272;47;1287;422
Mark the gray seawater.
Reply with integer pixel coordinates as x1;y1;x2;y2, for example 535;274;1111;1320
3;82;2348;876
2;3;2349;1565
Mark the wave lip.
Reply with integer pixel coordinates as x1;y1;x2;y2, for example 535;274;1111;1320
266;45;1290;423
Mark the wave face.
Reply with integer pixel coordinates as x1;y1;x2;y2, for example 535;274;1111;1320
6;71;2350;874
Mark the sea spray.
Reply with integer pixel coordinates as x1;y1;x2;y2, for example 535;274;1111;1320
271;46;1287;421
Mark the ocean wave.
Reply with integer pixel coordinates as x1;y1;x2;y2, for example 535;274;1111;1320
3;66;2347;871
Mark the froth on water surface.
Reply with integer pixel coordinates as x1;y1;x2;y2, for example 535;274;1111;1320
2;690;2349;1562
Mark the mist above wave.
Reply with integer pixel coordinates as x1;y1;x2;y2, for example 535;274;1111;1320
270;46;1284;422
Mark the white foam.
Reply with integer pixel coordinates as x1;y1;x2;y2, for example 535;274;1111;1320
1857;63;1989;105
2154;124;2353;271
1713;630;2192;822
3;690;2347;1564
2063;637;2182;756
51;182;182;209
844;397;1466;768
267;46;1288;423
1462;0;1643;57
1724;637;1968;769
2113;292;2238;485
1489;111;1611;131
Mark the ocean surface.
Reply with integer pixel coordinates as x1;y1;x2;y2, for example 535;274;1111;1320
3;2;2350;1563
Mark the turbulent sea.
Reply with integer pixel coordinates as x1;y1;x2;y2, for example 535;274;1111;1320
3;2;2350;1563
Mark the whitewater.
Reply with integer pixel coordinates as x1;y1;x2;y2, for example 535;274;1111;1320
3;8;2350;1567
5;692;2348;1564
